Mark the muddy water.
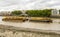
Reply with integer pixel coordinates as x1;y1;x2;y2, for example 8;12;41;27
0;16;60;37
0;16;60;30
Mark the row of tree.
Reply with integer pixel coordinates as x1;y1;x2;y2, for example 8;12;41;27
26;9;52;17
11;9;52;17
11;10;22;16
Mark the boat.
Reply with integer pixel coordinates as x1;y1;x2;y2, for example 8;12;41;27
2;16;26;22
30;17;52;23
2;16;52;23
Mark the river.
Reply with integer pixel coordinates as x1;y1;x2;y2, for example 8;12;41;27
0;16;60;37
0;16;60;31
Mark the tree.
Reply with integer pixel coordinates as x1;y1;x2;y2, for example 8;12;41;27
11;10;22;16
26;9;52;17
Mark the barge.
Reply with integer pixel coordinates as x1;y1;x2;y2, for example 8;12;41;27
2;16;26;22
2;16;52;23
30;17;52;23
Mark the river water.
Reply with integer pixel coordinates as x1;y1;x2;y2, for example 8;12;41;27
0;16;60;31
0;16;60;37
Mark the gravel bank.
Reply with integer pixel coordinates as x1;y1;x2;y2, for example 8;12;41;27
0;25;60;37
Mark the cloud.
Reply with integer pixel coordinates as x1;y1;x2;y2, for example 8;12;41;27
0;0;60;11
33;0;60;9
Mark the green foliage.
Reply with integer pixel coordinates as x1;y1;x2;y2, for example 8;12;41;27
59;10;60;14
26;9;51;17
11;10;22;16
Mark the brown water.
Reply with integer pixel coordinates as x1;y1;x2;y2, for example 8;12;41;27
0;16;60;37
0;16;60;31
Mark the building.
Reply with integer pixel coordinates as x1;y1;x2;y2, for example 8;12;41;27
51;9;60;16
51;9;60;17
0;11;12;16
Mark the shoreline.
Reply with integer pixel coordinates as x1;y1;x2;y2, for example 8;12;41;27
1;16;60;19
0;24;60;35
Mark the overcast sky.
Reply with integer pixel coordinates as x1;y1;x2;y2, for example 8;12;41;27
0;0;60;11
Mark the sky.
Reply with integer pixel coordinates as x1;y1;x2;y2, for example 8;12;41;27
0;0;60;11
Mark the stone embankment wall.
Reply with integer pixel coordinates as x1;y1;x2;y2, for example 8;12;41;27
0;25;60;37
